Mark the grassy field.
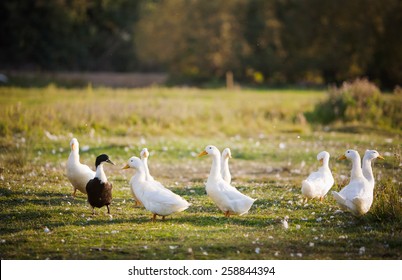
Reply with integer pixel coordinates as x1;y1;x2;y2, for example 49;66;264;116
0;86;401;260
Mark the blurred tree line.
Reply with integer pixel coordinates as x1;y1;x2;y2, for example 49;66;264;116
1;0;401;88
0;0;141;71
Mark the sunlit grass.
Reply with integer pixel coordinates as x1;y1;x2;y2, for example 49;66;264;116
0;86;322;139
0;86;400;260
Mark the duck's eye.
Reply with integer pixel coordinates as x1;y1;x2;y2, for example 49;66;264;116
347;151;350;153
209;147;212;149
131;160;133;162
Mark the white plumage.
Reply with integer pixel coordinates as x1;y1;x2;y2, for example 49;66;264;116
198;145;255;217
128;147;153;207
140;148;155;181
66;138;95;196
123;156;190;221
362;149;384;189
282;216;289;229
301;151;334;202
332;150;373;216
221;147;232;184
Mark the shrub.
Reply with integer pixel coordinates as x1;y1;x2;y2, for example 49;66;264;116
311;78;384;125
370;179;402;223
381;87;402;129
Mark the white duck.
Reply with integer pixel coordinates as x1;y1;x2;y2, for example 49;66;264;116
362;149;384;189
140;147;166;190
301;151;334;202
132;147;165;206
128;147;153;207
198;145;256;217
332;150;372;216
66;138;95;196
122;156;190;221
140;148;154;181
221;148;232;184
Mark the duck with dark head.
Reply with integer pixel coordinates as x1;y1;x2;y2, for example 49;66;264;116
86;154;115;215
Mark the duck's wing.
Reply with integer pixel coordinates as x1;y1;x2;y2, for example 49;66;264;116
142;181;188;206
321;170;335;195
81;163;96;179
305;170;324;183
338;178;366;199
332;191;352;211
101;182;113;203
217;180;254;201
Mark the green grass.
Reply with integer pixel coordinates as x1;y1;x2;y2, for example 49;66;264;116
0;86;401;260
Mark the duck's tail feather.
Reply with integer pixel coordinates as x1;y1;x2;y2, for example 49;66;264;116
302;180;315;198
352;197;370;216
332;191;348;209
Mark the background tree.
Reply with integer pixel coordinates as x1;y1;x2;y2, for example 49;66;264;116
1;0;401;88
0;0;141;71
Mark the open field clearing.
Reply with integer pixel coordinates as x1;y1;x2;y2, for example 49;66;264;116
0;87;401;259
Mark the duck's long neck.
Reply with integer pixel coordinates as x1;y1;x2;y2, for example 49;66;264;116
95;163;107;183
362;157;374;184
319;155;330;172
323;155;330;169
69;150;80;164
350;156;364;179
142;158;151;180
221;157;230;176
208;154;222;182
134;165;146;182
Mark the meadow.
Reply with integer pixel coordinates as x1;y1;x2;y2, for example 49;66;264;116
0;86;401;260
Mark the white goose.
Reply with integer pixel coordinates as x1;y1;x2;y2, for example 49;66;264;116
123;156;190;221
221;148;232;184
362;149;384;189
198;145;256;217
66;138;95;196
332;150;372;216
301;151;334;202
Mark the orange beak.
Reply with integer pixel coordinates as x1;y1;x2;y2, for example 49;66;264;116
338;155;347;160
122;164;130;170
71;143;75;151
198;151;208;157
378;155;385;160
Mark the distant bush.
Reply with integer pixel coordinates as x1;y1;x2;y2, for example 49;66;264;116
309;79;402;130
381;87;402;129
311;79;382;124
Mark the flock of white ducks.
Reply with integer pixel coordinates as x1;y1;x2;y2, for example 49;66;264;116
66;138;384;219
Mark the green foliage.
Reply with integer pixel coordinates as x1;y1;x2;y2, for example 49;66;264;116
134;0;402;87
0;0;140;71
1;0;402;87
381;88;402;129
309;79;401;129
370;150;402;223
371;179;402;223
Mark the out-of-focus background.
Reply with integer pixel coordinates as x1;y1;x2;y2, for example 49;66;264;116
0;0;401;89
0;0;401;260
